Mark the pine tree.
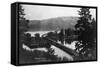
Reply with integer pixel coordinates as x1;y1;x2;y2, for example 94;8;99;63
75;8;96;60
19;5;29;33
18;5;29;53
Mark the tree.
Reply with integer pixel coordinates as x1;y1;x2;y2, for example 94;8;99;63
75;8;96;60
18;4;29;53
19;5;29;34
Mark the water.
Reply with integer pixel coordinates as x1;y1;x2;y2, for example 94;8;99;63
23;31;77;61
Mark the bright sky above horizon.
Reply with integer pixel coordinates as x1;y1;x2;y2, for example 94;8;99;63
22;4;96;20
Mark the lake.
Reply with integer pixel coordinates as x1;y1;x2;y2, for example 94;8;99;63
23;31;77;61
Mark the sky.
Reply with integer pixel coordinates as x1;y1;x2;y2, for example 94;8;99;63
22;4;96;20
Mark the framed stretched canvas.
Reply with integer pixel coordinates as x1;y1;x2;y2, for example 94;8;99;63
11;2;97;66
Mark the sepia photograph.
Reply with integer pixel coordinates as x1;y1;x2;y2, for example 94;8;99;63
18;3;97;65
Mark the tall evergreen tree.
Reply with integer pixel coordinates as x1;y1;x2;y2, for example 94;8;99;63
18;5;29;51
19;5;29;33
75;8;96;60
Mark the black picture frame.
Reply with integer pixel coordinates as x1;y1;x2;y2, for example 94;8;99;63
11;2;98;66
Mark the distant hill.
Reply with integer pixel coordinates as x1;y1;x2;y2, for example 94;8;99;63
28;16;79;31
